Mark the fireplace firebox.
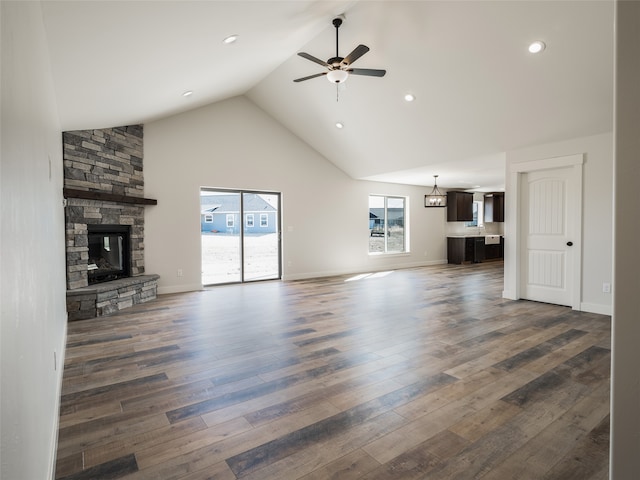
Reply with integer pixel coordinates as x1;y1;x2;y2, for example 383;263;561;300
87;225;131;285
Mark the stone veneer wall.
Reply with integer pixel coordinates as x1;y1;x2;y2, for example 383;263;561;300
63;125;148;291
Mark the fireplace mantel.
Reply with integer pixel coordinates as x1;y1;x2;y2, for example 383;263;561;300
64;188;157;206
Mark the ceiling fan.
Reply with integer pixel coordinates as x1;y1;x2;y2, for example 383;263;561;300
293;17;387;84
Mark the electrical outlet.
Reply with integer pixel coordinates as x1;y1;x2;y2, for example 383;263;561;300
602;282;611;293
177;269;183;277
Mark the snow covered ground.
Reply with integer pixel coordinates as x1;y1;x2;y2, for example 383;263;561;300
201;233;279;285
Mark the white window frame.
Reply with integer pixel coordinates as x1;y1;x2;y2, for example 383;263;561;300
226;214;234;228
466;200;484;228
368;195;408;255
246;214;254;228
204;214;213;223
260;214;268;228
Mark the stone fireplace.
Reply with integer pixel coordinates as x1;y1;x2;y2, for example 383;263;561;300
63;125;159;320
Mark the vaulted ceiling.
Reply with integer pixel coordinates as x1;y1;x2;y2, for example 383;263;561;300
41;1;614;190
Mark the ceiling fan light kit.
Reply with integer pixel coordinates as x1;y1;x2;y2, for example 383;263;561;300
327;69;349;83
293;16;386;89
425;175;447;207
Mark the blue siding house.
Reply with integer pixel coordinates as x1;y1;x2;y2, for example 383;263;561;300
201;193;277;234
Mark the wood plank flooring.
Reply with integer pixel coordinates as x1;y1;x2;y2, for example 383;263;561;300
54;262;611;479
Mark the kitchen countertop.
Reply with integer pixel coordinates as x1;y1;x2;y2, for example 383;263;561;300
447;235;504;238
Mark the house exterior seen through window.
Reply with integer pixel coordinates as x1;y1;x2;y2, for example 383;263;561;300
369;195;406;254
226;214;234;228
260;214;268;227
246;214;254;228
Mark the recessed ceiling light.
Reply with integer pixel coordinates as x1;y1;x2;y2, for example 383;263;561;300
528;41;546;54
404;93;415;102
182;90;193;97
223;34;238;45
335;122;344;129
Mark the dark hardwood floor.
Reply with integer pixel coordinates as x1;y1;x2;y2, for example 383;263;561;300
55;262;611;479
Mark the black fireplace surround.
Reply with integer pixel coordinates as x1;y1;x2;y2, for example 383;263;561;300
87;224;131;285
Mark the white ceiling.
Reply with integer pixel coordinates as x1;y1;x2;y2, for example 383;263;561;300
41;1;614;191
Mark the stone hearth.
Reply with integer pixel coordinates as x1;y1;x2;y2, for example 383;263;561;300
66;274;160;321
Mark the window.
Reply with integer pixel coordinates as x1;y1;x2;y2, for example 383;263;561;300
226;214;234;228
369;195;407;254
246;214;254;228
204;214;213;223
466;201;484;228
260;214;268;227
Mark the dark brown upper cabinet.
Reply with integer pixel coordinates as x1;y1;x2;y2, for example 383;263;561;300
484;192;505;223
447;191;474;222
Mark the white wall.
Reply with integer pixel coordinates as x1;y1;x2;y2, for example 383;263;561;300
610;0;640;476
0;2;68;479
503;132;613;315
144;96;447;294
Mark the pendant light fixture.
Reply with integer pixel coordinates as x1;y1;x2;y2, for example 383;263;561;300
424;175;447;207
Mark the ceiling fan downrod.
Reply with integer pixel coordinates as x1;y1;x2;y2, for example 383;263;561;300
333;17;342;60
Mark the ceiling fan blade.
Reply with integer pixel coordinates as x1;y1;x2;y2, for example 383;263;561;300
347;68;387;77
341;44;369;66
298;52;330;68
293;72;328;83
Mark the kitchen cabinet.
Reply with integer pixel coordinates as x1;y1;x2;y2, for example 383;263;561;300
447;237;468;264
484;192;505;223
484;236;504;260
447;236;485;264
447;191;474;222
485;243;503;260
447;237;467;264
448;236;503;264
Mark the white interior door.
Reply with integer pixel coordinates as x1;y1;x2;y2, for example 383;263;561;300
520;167;577;306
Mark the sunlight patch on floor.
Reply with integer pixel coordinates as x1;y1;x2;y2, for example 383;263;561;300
345;271;394;282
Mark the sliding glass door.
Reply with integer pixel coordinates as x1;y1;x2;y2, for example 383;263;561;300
241;192;280;281
200;189;281;285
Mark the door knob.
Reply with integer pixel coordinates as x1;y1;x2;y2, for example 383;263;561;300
566;241;573;246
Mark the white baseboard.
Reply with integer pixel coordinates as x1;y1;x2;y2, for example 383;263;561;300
579;302;612;316
502;290;517;300
500;293;612;316
283;259;448;282
157;284;204;295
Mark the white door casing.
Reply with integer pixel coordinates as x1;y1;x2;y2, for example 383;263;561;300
507;154;583;309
